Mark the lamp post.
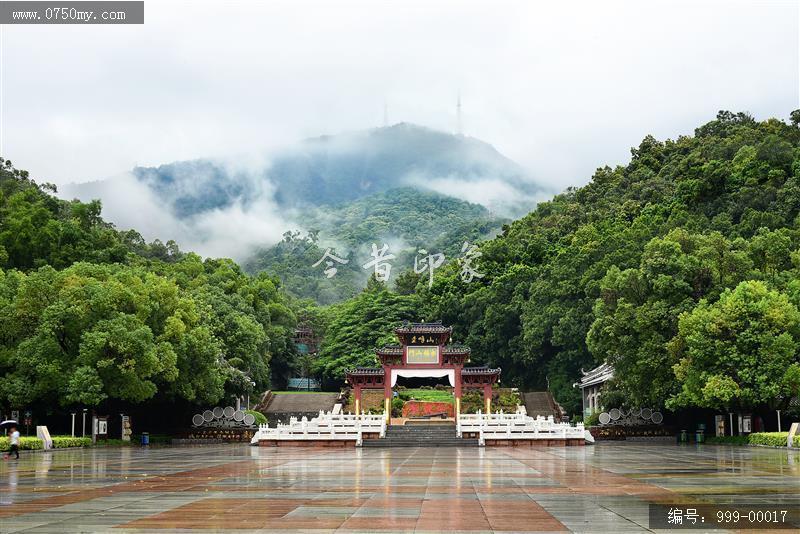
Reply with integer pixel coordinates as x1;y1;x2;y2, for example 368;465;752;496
777;410;782;432
82;408;87;437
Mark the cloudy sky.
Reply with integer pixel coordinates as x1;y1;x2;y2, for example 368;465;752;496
1;0;797;189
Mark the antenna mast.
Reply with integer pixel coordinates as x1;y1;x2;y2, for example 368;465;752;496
456;93;463;135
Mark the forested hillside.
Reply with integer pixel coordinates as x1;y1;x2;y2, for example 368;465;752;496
415;111;800;414
0;161;297;412
4;110;799;422
243;187;504;303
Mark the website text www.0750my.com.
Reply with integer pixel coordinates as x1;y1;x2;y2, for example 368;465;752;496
0;2;144;25
12;7;126;22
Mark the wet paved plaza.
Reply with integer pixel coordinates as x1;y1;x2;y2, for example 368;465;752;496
0;443;798;533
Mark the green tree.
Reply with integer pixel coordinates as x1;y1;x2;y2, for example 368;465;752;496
668;281;800;411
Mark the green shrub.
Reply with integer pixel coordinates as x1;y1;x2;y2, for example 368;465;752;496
498;392;520;411
461;391;483;413
707;432;800;447
51;436;92;448
391;397;404;417
748;432;800;447
0;436;43;450
584;411;600;426
245;410;267;426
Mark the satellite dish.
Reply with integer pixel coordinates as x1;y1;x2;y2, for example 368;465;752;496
598;412;611;425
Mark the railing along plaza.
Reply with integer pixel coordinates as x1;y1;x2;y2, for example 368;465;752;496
457;410;591;446
251;411;386;446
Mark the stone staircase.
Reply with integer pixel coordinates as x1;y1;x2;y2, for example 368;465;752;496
260;392;339;426
362;423;478;447
523;391;563;419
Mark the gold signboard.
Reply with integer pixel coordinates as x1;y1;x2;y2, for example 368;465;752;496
406;346;439;364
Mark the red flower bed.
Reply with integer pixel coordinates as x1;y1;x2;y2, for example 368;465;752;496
402;401;454;418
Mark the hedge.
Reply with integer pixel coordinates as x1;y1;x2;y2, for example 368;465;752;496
707;432;800;447
2;436;97;450
52;436;92;448
0;436;43;450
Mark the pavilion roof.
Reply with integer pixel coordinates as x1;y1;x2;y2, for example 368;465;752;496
575;363;614;388
344;367;385;376
394;321;452;334
443;345;470;354
375;344;470;355
461;366;501;376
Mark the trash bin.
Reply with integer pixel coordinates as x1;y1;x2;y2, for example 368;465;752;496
695;429;705;443
141;432;149;445
680;429;688;443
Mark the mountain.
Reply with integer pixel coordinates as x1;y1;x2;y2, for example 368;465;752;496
65;123;542;218
60;123;543;301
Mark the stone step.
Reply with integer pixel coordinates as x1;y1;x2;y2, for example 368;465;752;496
386;428;456;436
362;439;478;448
385;433;457;438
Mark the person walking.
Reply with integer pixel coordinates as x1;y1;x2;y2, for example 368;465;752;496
4;424;20;460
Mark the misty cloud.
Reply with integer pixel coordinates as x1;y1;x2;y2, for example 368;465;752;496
61;169;295;261
2;1;796;192
406;173;549;218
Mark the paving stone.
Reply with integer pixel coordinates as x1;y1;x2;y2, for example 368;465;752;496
1;443;798;532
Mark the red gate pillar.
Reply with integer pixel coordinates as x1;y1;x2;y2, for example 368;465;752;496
454;367;462;421
483;384;492;414
384;367;392;422
354;385;362;416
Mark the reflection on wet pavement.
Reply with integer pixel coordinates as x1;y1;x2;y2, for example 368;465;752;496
0;443;798;532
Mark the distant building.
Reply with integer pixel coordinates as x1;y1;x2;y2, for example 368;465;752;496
575;363;614;417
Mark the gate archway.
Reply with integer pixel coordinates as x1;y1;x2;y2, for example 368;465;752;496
345;322;500;421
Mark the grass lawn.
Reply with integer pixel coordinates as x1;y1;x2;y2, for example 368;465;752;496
398;389;454;403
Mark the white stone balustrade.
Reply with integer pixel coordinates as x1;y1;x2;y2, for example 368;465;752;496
251;411;386;446
457;410;593;446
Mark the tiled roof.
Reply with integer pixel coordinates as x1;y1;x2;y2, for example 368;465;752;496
376;345;403;354
395;321;452;334
344;367;385;376
462;366;501;375
576;363;614;388
443;345;470;354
